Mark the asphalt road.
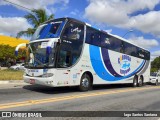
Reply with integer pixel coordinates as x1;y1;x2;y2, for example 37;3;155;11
0;83;160;120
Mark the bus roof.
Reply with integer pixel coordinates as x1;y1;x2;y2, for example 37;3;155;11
44;17;149;52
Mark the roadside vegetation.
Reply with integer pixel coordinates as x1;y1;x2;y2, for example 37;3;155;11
17;9;54;37
0;69;23;80
151;57;160;73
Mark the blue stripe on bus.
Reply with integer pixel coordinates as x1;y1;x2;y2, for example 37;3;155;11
101;47;122;77
89;45;145;81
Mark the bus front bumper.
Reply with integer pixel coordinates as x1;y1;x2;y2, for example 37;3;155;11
23;75;56;87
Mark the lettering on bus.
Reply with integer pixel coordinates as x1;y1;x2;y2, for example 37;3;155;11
118;55;131;75
139;53;144;58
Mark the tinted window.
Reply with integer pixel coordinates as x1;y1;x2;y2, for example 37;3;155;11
109;37;122;53
86;27;101;46
57;50;71;68
124;42;137;57
49;22;61;34
101;33;111;49
31;22;62;40
137;48;150;60
146;51;150;60
59;21;84;67
62;21;84;41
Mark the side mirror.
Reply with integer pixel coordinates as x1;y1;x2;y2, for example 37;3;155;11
15;43;27;56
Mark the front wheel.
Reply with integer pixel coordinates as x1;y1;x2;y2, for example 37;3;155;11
79;74;91;92
133;76;138;87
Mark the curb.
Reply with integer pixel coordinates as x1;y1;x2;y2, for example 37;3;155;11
0;80;25;84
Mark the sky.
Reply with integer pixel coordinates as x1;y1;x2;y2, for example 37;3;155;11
0;0;160;60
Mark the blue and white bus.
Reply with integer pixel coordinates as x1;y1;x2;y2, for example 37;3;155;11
16;17;150;91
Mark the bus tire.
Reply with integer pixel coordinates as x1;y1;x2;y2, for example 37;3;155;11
79;74;91;92
155;80;159;86
133;76;138;87
138;76;143;87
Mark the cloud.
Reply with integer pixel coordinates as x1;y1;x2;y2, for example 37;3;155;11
128;36;159;49
104;29;112;33
0;33;4;35
0;0;69;15
151;50;160;61
121;11;160;37
152;50;160;56
84;0;160;37
0;16;32;37
0;0;70;37
70;9;79;16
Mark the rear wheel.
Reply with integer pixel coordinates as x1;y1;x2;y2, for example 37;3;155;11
155;80;158;86
133;76;138;87
79;74;91;92
138;76;143;87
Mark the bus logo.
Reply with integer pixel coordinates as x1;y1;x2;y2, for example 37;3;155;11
118;55;131;75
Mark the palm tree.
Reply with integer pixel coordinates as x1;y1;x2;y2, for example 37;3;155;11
17;9;54;38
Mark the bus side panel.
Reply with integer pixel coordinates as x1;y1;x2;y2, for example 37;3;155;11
87;44;150;85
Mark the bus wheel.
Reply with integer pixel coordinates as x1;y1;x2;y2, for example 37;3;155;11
155;80;159;86
79;74;91;92
138;76;143;87
133;76;138;87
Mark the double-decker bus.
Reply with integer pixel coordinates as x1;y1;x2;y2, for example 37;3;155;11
15;17;150;91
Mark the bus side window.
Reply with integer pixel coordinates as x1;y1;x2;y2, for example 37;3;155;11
101;33;111;49
86;27;94;44
120;42;124;53
86;27;101;46
110;37;121;52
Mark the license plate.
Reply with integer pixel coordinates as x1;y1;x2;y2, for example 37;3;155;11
30;79;35;84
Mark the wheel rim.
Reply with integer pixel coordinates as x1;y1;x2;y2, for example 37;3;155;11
82;78;89;88
139;78;142;86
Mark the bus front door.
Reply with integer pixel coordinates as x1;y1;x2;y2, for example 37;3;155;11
56;50;72;86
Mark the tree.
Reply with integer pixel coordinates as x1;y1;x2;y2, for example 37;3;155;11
0;44;26;66
151;56;160;72
17;9;54;37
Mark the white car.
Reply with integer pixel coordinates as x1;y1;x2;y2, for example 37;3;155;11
10;63;25;70
149;73;160;85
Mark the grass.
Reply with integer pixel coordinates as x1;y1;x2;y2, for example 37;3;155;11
0;69;24;80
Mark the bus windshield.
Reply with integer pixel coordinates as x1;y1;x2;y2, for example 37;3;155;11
25;42;55;68
31;21;64;40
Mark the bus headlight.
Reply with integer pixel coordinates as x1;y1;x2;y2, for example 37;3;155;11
42;73;54;77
